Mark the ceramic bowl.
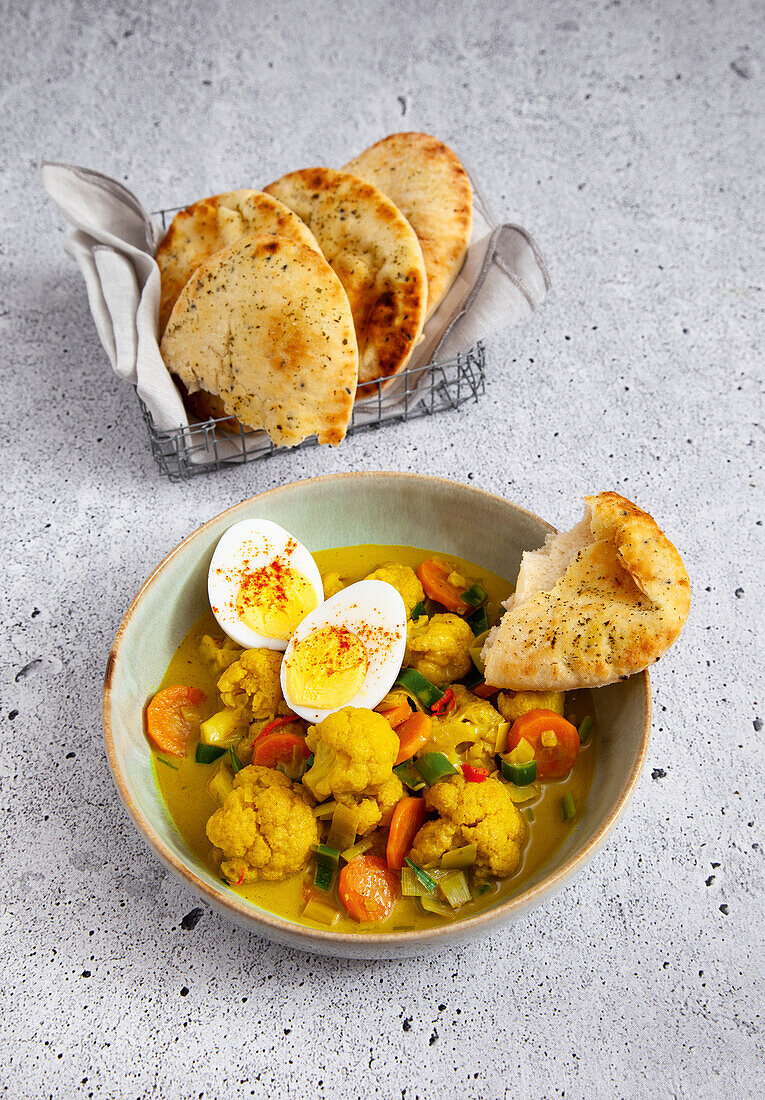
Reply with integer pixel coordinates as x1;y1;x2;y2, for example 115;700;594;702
103;472;650;959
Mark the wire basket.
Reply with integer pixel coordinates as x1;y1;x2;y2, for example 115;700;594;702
138;343;485;481
142;206;487;480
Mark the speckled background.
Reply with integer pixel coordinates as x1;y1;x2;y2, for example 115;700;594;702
1;0;762;1097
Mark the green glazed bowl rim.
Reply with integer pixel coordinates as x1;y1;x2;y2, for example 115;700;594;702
102;472;651;950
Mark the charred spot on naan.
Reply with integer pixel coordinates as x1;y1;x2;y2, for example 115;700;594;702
344;133;472;320
264;168;427;395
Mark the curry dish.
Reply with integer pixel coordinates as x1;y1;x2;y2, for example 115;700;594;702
148;543;597;933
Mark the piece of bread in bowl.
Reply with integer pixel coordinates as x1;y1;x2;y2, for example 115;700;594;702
481;492;691;690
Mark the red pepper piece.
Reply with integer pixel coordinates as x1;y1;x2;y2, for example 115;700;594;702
252;714;300;747
431;687;456;717
461;763;489;782
235;869;245;885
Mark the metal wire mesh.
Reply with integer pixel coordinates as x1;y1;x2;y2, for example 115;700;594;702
141;206;487;481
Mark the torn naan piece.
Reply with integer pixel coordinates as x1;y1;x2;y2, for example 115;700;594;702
482;492;691;690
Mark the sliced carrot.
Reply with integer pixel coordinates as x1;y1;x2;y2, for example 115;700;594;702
394;711;433;765
506;709;580;780
338;855;399;923
146;685;206;757
252;731;311;769
386;796;427;870
471;681;499;700
378;701;412;729
417;558;471;615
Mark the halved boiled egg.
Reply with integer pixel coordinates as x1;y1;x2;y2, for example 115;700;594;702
208;519;323;650
280;579;407;723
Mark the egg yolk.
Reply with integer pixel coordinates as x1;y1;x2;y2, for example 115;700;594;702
285;626;368;708
235;561;318;640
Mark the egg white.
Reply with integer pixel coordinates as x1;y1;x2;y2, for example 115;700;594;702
207;519;324;651
280;579;407;723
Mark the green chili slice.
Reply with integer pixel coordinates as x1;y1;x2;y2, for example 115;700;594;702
394;668;444;709
466;605;490;634
459;582;488;609
313;862;335;892
311;843;340;868
501;758;537;786
415;752;458;786
393;761;426;791
195;743;226;765
228;746;244;774
561;791;577;822
411;600;427;620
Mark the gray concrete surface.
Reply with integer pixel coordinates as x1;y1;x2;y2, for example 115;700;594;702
2;0;763;1097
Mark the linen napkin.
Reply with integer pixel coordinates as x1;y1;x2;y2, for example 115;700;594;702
42;161;550;455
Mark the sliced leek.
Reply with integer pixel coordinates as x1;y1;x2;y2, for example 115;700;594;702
302;897;340;926
440;844;477;870
404;857;437;893
401;866;435;897
420;896;452;917
504;780;540;804
206;762;234;806
494;721;510;755
507;737;535;766
438;870;472;909
200;707;244;747
341;838;373;862
313;800;339;819
326;802;360;852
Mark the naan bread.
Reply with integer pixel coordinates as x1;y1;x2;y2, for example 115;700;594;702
160;236;358;447
264;168;427;394
155;189;320;333
344;132;472;320
482;492;691;690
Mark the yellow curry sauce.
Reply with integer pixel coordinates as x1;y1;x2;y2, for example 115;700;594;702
152;544;597;933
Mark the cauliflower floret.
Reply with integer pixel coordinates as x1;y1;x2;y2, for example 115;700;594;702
217;649;284;719
405;613;474;685
364;562;425;618
338;774;406;835
206;765;318;883
321;572;346;599
496;690;565;724
303;707;398;802
199;633;242;674
409;773;527;878
423;684;505;770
